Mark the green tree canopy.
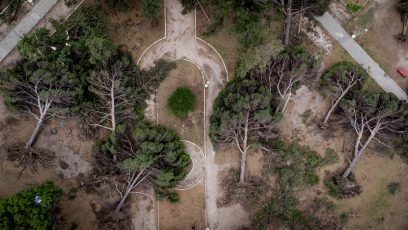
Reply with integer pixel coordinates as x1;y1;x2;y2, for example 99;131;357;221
167;86;196;117
210;79;278;183
0;60;82;149
0;180;62;230
320;62;367;124
141;0;163;25
94;122;191;211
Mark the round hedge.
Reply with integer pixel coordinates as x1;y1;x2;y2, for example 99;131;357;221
167;86;196;117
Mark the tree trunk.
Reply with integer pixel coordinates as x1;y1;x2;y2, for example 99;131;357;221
115;189;131;212
283;0;292;47
25;115;45;150
342;131;375;178
111;81;116;131
323;84;355;124
341;151;361;178
239;150;247;183
239;113;249;183
402;14;408;36
281;92;291;113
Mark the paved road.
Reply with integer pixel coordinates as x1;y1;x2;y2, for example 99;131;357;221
315;12;407;100
0;0;58;62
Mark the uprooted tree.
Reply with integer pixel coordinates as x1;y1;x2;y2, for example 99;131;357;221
94;122;191;212
320;62;367;125
340;92;408;178
248;46;317;113
397;0;408;42
83;56;176;132
0;61;81;150
210;79;278;183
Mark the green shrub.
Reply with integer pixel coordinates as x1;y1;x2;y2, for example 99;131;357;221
393;138;408;163
340;212;349;224
387;182;401;195
157;190;179;204
324;177;345;199
167;86;196;117
0;180;62;229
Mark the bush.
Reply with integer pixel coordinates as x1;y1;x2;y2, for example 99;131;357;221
167;86;196;117
157;190;179;204
0;180;62;229
387;182;401;195
340;212;349;224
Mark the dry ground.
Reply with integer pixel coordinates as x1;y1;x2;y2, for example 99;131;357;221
334;0;408;91
107;0;165;63
159;182;206;230
157;60;205;148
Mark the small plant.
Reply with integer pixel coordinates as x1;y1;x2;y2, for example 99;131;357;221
387;182;401;195
340;212;349;224
60;160;69;170
67;187;78;200
299;109;312;124
167;86;196;117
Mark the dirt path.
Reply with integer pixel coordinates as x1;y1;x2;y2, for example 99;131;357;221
137;0;246;229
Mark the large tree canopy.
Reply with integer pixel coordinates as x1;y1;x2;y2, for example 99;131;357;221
210;79;278;183
248;46;317;113
0;180;62;230
0;60;82;149
320;62;367;125
94;122;191;212
340;92;408;178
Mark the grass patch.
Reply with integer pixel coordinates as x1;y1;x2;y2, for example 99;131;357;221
361;76;384;93
340;212;349;224
167;86;196;117
367;193;391;221
387;182;401;195
346;4;363;14
299;109;312;124
356;7;375;27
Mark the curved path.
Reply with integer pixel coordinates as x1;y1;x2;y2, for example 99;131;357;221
138;0;232;229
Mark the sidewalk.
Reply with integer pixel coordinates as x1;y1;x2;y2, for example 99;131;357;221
315;12;407;100
0;0;58;62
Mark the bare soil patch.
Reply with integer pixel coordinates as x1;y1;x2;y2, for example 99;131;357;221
107;0;165;63
159;183;205;230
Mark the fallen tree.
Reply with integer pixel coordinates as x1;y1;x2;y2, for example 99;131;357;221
340;92;408;178
94;122;190;212
210;79;278;183
0;61;81;150
320;62;367;125
247;46;317;113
